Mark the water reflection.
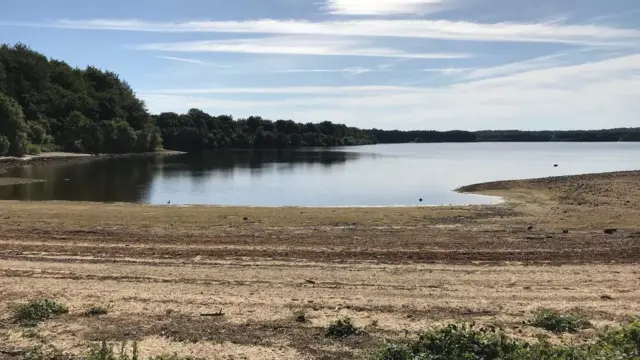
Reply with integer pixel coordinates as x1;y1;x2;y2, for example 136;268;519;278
0;149;363;203
2;143;639;206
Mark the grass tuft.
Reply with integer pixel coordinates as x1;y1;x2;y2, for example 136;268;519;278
529;308;591;333
326;317;359;338
15;299;69;327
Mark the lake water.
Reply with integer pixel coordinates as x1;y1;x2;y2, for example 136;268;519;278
1;143;639;206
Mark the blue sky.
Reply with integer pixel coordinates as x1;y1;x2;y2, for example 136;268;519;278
1;0;639;130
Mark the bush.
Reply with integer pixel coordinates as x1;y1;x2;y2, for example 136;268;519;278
84;306;109;317
15;299;69;326
529;308;591;333
27;143;41;155
326;317;359;338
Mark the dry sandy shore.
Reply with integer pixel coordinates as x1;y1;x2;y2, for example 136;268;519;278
0;170;639;359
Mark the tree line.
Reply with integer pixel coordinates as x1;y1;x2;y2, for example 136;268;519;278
154;111;374;152
0;43;375;156
367;128;640;144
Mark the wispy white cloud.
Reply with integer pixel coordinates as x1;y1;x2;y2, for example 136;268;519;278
462;53;567;80
142;85;419;95
420;67;477;74
141;54;640;130
323;0;447;15
14;18;639;46
136;36;471;59
156;55;206;65
276;67;389;75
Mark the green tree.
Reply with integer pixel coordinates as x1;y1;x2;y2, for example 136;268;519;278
0;93;29;156
0;135;9;155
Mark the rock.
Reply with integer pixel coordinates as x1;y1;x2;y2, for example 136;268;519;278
604;228;617;234
243;217;248;221
600;294;614;300
527;225;533;230
304;279;316;284
562;229;569;234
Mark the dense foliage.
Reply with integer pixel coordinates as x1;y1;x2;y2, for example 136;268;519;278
0;43;162;156
369;128;640;144
0;43;375;156
154;111;375;152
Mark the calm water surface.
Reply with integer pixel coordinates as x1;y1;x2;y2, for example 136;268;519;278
1;143;639;206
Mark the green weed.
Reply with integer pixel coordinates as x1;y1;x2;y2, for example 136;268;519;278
529;308;591;333
15;299;69;327
370;320;640;360
326;317;359;338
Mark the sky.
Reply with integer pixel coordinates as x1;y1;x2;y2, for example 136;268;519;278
1;0;639;130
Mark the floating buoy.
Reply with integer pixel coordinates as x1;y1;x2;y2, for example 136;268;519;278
554;164;558;167
419;198;423;202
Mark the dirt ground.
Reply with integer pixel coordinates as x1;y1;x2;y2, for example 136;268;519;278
0;170;639;359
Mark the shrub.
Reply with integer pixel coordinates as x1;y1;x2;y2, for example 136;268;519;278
84;306;109;317
15;299;69;326
529;308;591;333
326;317;359;338
369;321;640;360
409;324;520;359
27;143;41;155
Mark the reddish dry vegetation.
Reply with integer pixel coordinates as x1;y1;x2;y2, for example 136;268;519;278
0;171;639;359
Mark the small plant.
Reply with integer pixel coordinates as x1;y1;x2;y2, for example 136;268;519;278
326;317;359;338
15;299;69;326
529;308;591;333
293;310;307;323
88;341;139;360
86;342;197;360
84;306;109;317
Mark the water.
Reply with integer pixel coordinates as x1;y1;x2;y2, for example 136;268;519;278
1;143;639;206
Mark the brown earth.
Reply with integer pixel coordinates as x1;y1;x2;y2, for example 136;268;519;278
1;170;639;359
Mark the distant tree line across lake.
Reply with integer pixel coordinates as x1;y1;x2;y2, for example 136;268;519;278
1;43;638;157
368;128;640;144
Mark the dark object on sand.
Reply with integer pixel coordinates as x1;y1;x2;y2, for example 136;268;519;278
200;310;224;317
604;228;617;234
562;229;569;234
243;217;249;221
527;225;533;230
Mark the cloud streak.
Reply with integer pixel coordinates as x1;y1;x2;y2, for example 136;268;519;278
13;18;639;46
136;36;471;59
323;0;447;15
276;67;390;75
156;56;207;65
